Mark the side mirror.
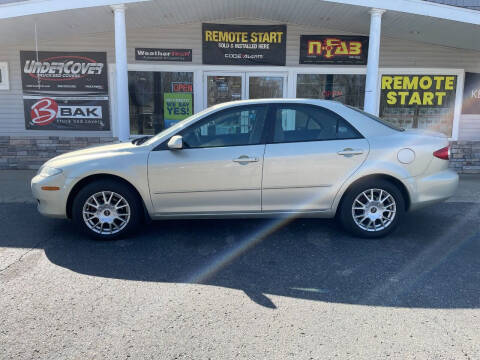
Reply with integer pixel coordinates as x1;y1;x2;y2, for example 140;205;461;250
167;135;183;150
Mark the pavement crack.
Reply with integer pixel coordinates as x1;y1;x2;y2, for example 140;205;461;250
0;233;56;274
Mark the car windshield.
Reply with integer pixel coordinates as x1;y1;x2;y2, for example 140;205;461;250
142;107;214;146
347;105;404;132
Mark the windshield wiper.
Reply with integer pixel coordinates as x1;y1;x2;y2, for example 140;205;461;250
131;136;152;145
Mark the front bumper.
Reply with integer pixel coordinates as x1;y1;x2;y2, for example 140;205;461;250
408;169;459;211
31;173;69;218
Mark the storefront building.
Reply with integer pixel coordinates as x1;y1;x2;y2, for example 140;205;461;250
1;0;480;172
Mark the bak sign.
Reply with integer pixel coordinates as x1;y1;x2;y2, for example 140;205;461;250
24;97;109;130
381;75;457;107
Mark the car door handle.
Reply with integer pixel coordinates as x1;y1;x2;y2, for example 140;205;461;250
233;156;259;163
337;148;364;156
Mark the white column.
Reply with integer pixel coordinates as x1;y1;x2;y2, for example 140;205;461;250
363;8;385;115
112;4;130;141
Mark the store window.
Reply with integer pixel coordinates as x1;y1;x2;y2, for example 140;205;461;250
379;74;457;137
128;71;194;135
296;74;366;108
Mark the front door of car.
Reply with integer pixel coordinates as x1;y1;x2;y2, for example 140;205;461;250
148;105;269;214
262;104;369;212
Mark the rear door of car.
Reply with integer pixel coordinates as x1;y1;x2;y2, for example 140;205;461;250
261;103;369;212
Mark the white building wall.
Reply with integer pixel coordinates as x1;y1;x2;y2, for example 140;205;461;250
1;19;479;140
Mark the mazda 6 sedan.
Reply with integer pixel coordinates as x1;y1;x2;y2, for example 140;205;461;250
32;99;459;240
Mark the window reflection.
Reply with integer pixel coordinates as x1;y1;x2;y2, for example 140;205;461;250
296;74;366;109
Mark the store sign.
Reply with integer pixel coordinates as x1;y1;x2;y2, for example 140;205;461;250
462;72;480;114
202;23;287;66
24;96;109;131
172;82;193;93
20;51;108;94
300;35;369;65
135;48;192;62
164;93;192;126
20;51;110;131
380;75;457;107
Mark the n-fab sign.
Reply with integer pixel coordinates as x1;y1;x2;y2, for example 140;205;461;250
300;35;369;65
381;75;457;107
24;96;109;130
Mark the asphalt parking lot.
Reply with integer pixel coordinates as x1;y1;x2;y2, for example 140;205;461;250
1;171;480;359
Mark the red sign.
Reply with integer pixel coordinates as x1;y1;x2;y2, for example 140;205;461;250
30;98;58;126
172;82;193;93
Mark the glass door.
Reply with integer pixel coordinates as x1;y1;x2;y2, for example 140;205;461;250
246;73;287;99
204;71;287;108
204;72;245;108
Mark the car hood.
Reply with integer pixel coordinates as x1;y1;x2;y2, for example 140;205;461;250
44;141;139;168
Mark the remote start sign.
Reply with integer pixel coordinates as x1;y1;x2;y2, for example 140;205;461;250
202;23;286;66
20;51;110;130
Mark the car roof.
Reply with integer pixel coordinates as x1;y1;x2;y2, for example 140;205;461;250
208;98;343;110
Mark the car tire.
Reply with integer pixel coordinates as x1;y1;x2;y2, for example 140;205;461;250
339;179;405;238
72;180;142;240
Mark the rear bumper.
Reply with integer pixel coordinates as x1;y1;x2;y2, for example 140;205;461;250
408;169;459;211
31;174;69;219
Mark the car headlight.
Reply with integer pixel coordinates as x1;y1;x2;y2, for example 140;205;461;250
37;166;63;178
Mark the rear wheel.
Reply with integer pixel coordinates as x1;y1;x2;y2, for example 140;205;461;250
72;180;142;240
339;180;405;238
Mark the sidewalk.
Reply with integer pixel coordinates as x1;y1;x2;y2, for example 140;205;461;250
1;170;479;204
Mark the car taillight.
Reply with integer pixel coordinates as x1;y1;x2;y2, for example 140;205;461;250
433;146;450;160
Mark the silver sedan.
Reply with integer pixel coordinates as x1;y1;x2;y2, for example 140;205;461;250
32;99;459;239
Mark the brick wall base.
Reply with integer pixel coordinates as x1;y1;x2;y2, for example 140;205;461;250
0;136;117;170
450;141;480;174
1;136;479;174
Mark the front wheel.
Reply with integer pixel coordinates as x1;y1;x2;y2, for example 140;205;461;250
72;180;142;240
339;180;405;238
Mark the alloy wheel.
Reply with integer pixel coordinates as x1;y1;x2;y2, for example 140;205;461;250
351;188;397;232
82;191;131;235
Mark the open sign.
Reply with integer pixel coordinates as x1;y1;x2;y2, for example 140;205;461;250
172;82;193;93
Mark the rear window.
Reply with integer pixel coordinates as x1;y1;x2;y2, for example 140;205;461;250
347;106;404;132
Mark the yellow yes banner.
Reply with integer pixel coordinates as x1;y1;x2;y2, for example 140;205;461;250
381;75;457;107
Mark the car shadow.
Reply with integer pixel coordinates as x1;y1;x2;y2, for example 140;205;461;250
1;201;480;309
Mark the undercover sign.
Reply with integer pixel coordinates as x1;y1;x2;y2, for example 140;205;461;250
300;35;368;65
24;96;110;131
202;23;286;66
135;48;192;62
381;75;457;107
20;51;108;94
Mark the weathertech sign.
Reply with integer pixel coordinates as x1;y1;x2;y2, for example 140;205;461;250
24;97;109;131
20;51;110;131
20;51;108;94
300;35;369;65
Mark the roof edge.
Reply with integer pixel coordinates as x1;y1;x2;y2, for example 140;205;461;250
0;0;151;19
320;0;480;25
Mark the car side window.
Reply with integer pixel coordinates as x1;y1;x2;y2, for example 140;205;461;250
181;105;267;148
272;105;361;143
